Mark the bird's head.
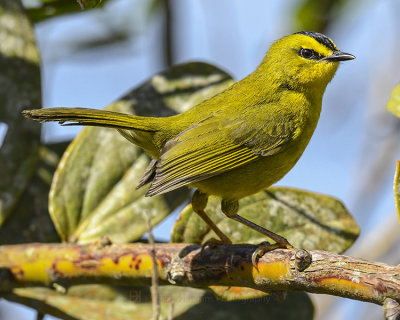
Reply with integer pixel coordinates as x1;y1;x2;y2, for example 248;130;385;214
262;31;355;93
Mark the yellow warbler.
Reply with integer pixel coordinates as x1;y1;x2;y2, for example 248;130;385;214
23;31;355;264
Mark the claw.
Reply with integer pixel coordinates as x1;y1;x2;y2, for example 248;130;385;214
252;240;294;269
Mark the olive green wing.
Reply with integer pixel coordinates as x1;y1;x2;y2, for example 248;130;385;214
146;113;298;196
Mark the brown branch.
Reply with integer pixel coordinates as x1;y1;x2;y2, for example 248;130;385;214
0;242;399;306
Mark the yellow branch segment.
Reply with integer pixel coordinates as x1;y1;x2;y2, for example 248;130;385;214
0;242;399;306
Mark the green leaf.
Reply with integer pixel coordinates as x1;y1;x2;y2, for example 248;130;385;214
0;0;42;226
209;286;269;301
0;143;67;244
172;187;360;254
48;62;234;243
387;84;400;118
394;161;400;223
23;0;110;23
6;285;313;320
6;285;204;320
175;291;314;320
294;0;347;32
77;0;105;9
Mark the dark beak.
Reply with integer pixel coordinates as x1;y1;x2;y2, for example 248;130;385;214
321;51;355;62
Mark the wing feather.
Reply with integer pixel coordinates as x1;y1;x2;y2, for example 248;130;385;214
146;111;298;196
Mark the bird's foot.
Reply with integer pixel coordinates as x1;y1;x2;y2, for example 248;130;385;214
251;240;294;268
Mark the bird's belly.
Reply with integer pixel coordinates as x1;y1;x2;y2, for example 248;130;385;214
191;147;302;200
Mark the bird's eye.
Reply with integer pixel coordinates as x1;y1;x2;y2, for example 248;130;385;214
300;48;314;59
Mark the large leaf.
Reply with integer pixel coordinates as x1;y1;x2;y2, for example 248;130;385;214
387;84;400;118
5;285;313;320
0;0;41;226
0;143;67;244
77;0;105;9
209;286;269;301
294;0;347;32
5;285;201;320
172;187;360;254
48;62;234;243
175;291;313;320
23;0;111;23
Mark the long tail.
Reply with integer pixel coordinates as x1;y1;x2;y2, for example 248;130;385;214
22;107;160;132
23;107;167;158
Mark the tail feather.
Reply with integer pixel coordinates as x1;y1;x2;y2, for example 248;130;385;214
22;107;159;132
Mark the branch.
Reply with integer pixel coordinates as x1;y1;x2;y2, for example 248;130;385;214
0;242;399;306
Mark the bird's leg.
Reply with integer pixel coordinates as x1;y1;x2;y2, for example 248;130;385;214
221;199;294;266
192;190;232;247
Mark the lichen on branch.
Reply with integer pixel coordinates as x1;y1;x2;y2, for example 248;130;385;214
0;242;399;307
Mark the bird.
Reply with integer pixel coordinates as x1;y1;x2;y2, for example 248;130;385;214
23;31;355;265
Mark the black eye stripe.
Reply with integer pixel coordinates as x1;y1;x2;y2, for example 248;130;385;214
298;47;324;60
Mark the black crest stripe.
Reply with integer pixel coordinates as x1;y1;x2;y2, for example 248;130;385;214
295;31;336;51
